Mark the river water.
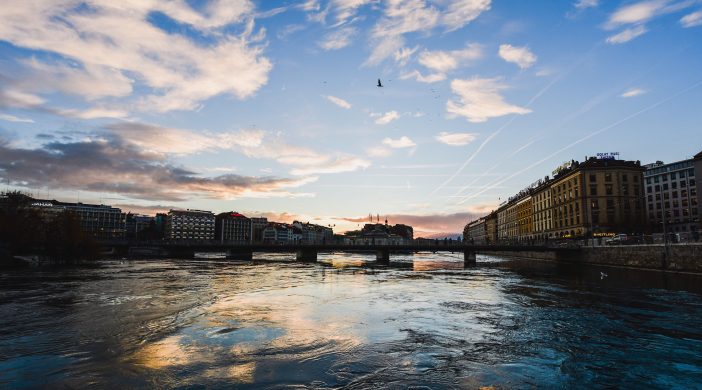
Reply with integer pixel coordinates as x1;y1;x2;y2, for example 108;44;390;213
1;253;702;389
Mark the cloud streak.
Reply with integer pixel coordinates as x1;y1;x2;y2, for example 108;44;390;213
498;44;537;69
373;110;400;124
621;88;646;98
0;1;272;114
446;77;531;123
324;95;353;109
0;136;316;202
435;132;478;146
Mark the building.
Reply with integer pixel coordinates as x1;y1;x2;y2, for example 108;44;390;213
516;196;534;242
344;220;412;245
29;199;126;239
250;217;268;243
215;212;252;243
262;222;294;243
389;224;414;240
472;155;647;243
696;151;702;230
464;218;486;244
165;209;215;240
497;198;520;242
644;158;699;234
125;214;155;240
545;157;646;238
292;221;334;243
484;211;498;244
532;179;553;240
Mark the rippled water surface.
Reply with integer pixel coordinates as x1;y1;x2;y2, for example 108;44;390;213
2;253;702;389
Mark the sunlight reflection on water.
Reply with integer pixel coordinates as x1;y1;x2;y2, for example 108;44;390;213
1;254;702;388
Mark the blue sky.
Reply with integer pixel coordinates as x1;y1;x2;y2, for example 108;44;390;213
1;0;701;236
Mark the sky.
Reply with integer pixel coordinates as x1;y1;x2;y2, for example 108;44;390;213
1;0;701;237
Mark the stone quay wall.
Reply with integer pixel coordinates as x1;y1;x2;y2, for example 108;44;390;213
484;244;702;273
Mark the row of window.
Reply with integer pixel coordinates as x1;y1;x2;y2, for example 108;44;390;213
645;168;695;184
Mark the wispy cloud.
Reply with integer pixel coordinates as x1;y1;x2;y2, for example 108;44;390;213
0;1;272;114
290;155;370;175
366;146;393;157
575;0;598;10
680;10;702;27
364;0;490;66
372;110;400;124
0;113;34;123
498;44;537;69
105;122;370;177
0;137;316;202
621;88;647;98
318;26;358;50
382;136;416;148
606;0;666;28
447;77;531;123
324;95;352;109
606;25;648;44
418;43;483;73
435;132;478;146
399;70;446;83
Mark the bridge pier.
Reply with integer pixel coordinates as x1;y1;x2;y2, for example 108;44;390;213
296;248;317;262
226;249;253;261
376;250;390;264
464;250;476;266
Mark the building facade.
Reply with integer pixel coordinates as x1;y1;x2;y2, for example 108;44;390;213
126;214;155;240
484;212;498;244
250;217;268;243
644;159;699;234
464;218;487;244
29;199;126;239
215;212;252;242
165;209;215;240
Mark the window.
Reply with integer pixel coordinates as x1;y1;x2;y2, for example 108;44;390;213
672;182;678;189
623;185;629;195
689;168;695;178
681;181;687;188
662;174;668;182
646;177;652;184
606;184;613;195
590;174;596;183
623;174;628;182
691;179;696;187
670;172;676;180
592;212;600;224
680;171;686;178
591;200;599;209
655;185;661;192
590;186;598;196
654;176;660;183
647;186;652;193
647;195;653;202
605;173;612;182
663;183;669;191
607;199;615;209
672;191;678;198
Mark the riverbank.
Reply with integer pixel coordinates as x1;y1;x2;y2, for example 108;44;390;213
484;244;702;274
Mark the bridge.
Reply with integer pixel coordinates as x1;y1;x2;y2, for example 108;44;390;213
104;241;578;266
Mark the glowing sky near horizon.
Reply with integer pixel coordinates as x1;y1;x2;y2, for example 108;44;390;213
0;0;701;236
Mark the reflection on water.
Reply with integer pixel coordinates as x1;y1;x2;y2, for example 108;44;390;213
1;253;702;388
